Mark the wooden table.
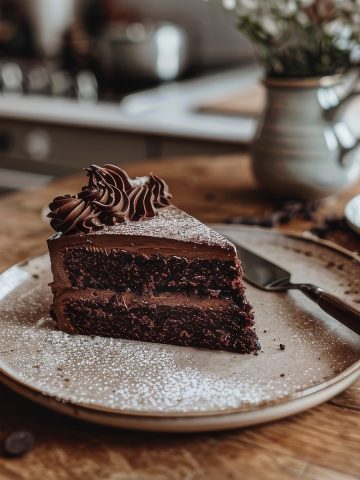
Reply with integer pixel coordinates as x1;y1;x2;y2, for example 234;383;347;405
0;154;360;480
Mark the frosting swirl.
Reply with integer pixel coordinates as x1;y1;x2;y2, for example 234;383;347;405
48;164;172;234
83;165;130;225
48;195;102;234
148;173;172;207
128;184;157;221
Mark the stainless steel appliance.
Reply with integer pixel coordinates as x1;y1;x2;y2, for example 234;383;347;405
0;0;256;192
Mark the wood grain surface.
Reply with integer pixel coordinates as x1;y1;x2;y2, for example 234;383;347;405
0;154;360;480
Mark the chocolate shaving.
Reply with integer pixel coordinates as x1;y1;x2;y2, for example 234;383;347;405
225;200;319;228
310;215;352;239
225;201;357;242
3;431;35;458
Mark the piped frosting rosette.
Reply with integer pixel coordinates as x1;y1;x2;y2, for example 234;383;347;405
48;165;172;234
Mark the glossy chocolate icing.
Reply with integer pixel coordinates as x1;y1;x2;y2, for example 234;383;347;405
48;165;172;234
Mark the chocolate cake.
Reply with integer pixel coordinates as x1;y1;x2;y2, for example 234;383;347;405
47;165;259;353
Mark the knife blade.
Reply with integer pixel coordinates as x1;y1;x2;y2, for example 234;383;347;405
235;243;291;290
229;239;360;335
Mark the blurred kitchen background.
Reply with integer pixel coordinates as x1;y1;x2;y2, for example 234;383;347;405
0;0;260;195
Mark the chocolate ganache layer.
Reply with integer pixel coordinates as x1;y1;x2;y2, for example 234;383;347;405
47;165;259;353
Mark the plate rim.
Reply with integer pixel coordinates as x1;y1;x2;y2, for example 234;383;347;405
1;359;359;433
0;226;360;424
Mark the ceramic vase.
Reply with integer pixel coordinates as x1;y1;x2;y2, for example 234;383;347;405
252;73;360;199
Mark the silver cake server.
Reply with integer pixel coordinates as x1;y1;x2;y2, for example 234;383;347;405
233;242;360;335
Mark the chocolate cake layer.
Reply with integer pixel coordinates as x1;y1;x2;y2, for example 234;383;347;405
52;290;258;353
59;246;243;296
48;207;237;291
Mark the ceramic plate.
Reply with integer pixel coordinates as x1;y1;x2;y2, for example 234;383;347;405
0;227;360;432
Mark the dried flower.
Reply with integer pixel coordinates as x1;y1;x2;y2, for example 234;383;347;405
220;0;360;77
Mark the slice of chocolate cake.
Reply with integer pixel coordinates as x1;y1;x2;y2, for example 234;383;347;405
47;165;259;353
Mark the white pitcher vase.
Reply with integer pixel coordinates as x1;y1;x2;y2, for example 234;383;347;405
252;73;360;199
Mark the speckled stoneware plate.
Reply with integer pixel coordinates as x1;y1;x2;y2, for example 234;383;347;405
345;194;360;235
0;227;360;433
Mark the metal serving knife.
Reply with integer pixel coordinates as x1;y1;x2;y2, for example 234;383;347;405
234;242;360;336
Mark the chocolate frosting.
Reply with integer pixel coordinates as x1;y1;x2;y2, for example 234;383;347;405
48;165;172;234
48;195;102;234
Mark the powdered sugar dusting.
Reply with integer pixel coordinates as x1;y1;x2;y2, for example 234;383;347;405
0;228;359;416
82;206;234;251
